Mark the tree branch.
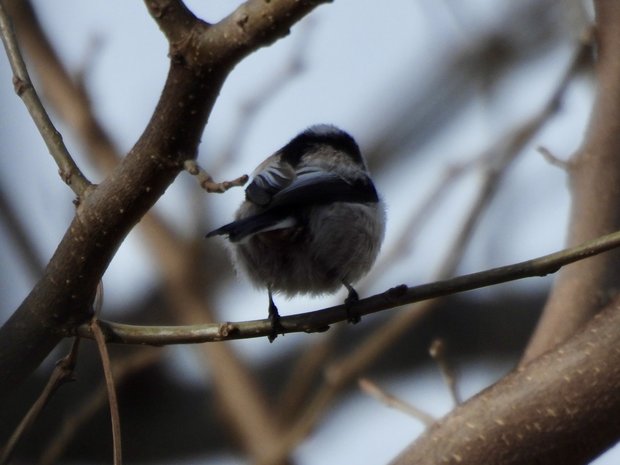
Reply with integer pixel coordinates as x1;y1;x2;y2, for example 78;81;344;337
0;2;91;195
359;378;436;427
91;320;123;465
0;338;80;465
391;295;620;465
39;349;160;465
0;0;328;398
77;228;620;344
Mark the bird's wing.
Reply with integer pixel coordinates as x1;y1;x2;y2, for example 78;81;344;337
245;162;295;206
268;167;379;208
207;168;378;242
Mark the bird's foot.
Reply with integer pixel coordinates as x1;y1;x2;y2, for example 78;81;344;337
343;283;361;324
268;292;284;342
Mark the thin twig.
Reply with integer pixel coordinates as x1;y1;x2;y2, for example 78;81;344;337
76;227;620;345
0;3;91;196
39;348;160;465
358;378;436;427
5;0;123;172
0;338;80;465
537;145;571;170
91;319;123;465
183;159;248;193
429;338;461;406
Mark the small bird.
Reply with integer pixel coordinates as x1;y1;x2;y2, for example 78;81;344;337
207;124;385;341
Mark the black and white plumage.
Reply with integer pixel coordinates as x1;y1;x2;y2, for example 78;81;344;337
207;124;385;340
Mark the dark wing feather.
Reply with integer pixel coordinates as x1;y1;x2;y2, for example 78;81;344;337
206;210;287;242
207;168;378;242
268;169;379;209
245;164;294;206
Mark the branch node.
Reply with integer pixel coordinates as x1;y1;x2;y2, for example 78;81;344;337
235;12;250;29
12;75;28;96
218;322;236;338
147;0;167;19
58;168;72;185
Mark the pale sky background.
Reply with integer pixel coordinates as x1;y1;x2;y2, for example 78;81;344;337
1;1;615;464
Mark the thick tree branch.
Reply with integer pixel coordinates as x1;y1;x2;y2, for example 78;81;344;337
0;0;328;398
76;228;620;344
391;296;620;465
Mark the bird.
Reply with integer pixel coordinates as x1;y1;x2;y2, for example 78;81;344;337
207;124;385;341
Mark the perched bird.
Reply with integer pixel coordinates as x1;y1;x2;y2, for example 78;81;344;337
207;124;385;340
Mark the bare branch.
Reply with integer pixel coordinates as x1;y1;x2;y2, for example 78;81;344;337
537;145;571;170
76;228;620;344
0;3;91;196
91;319;123;465
183;159;248;193
429;338;461;406
4;0;122;172
39;349;160;465
359;378;436;427
0;338;80;465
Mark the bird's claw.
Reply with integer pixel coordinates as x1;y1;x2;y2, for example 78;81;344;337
344;285;361;324
268;291;284;342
